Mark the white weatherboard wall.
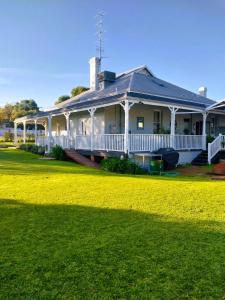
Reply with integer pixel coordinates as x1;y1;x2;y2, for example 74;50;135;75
49;115;67;136
129;104;171;134
104;105;123;134
70;110;104;137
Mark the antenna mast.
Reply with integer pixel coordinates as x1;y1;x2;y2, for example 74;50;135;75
96;12;105;67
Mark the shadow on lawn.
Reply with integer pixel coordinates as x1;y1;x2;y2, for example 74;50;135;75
0;149;214;182
0;198;225;299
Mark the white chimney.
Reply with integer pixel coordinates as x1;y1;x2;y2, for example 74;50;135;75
198;86;207;97
89;57;100;90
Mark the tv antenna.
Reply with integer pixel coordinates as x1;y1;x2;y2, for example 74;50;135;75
96;11;105;64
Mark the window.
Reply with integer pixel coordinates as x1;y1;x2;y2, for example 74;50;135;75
153;111;161;133
81;120;87;135
137;117;144;130
183;118;191;135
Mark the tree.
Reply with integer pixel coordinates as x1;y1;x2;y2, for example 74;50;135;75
55;95;70;105
0;103;14;125
71;86;89;98
12;99;39;119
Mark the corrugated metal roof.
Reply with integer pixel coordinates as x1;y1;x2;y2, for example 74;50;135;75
130;72;215;107
15;66;216;122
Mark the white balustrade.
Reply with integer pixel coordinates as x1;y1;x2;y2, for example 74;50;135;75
76;135;91;150
174;135;203;150
208;135;225;164
93;134;124;151
129;134;171;152
36;133;209;154
36;136;48;147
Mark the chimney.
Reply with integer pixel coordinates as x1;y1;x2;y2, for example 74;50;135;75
198;86;207;97
98;71;116;89
89;57;100;90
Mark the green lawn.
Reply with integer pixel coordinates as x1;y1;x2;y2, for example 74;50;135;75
0;148;225;299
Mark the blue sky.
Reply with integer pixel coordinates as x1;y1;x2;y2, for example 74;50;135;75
0;0;224;108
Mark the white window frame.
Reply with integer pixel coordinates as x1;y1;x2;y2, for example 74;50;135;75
153;110;161;134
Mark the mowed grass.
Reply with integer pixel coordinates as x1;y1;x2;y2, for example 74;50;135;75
0;149;225;299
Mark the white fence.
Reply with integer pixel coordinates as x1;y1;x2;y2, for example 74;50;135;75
37;134;205;153
208;135;225;164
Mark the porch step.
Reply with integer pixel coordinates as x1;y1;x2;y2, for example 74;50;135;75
64;149;100;169
192;150;208;166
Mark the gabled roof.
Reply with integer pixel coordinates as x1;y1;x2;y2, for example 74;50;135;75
15;65;216;122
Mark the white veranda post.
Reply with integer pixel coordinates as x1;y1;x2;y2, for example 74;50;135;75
44;121;47;137
120;100;134;154
64;112;71;148
88;108;96;151
23;120;26;144
47;115;52;153
169;107;178;148
34;119;37;144
14;122;17;145
202;112;207;150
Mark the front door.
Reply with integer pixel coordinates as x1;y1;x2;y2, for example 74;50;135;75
195;121;203;135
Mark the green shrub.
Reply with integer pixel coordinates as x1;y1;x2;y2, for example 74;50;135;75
26;133;35;143
207;135;215;143
3;132;14;142
19;144;45;156
50;145;65;160
101;157;146;175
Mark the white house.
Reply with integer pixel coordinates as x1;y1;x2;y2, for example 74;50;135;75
14;57;225;164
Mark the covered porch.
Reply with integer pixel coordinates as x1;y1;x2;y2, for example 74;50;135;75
15;99;210;154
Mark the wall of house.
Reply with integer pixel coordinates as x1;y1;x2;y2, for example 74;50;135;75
174;113;225;136
51;115;67;136
70;109;105;138
215;114;225;135
104;105;123;134
128;104;170;134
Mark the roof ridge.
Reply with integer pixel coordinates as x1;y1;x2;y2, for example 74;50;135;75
128;72;135;92
117;65;147;78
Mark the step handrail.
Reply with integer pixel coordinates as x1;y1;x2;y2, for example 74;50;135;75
208;134;224;164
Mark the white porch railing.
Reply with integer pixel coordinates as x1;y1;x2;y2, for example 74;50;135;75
37;134;205;153
93;134;124;151
36;136;48;147
174;135;203;150
129;134;171;152
36;135;68;148
208;135;225;164
76;135;91;150
53;135;68;148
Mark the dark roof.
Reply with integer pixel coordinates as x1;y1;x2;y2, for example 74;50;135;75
15;66;216;121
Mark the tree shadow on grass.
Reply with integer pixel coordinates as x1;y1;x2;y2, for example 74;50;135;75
0;199;225;299
0;149;216;183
